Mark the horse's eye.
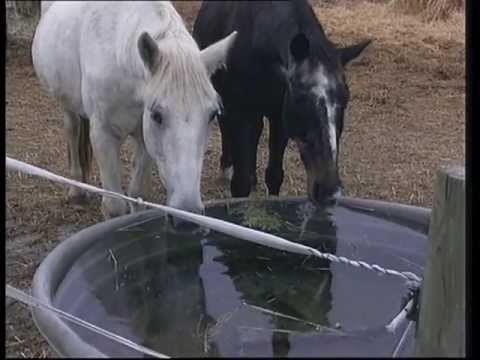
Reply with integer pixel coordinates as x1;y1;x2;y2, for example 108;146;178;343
209;109;221;123
151;110;163;124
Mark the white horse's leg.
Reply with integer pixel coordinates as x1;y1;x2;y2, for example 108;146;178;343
63;109;87;204
127;128;152;213
89;121;129;219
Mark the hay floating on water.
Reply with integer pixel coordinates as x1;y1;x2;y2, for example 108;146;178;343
230;202;283;232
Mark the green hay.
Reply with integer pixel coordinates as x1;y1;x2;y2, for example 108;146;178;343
231;202;283;232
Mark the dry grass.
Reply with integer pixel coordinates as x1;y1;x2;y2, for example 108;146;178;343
389;0;464;22
314;0;464;22
10;1;41;19
5;1;464;358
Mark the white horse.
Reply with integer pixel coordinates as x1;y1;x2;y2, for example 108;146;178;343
40;1;54;15
32;1;237;219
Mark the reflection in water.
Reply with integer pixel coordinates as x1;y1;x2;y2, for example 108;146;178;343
53;200;427;357
208;201;337;356
124;229;219;357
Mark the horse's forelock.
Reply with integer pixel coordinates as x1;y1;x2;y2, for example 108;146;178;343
145;41;216;111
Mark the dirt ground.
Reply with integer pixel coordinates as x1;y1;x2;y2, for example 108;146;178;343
5;1;464;358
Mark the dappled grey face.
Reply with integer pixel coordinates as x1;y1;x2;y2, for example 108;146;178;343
283;61;348;204
287;60;349;157
280;32;370;205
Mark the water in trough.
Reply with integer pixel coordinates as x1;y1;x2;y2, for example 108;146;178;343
52;199;427;357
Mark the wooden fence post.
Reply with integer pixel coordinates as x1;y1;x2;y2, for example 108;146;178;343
415;165;465;357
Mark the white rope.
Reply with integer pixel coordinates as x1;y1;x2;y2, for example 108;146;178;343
392;321;414;357
5;156;422;285
5;285;169;358
386;298;414;333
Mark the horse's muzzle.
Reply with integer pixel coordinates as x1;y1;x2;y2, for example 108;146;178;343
167;205;205;231
168;215;200;231
310;182;343;206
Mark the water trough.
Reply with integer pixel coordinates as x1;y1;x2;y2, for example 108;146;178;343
31;196;430;357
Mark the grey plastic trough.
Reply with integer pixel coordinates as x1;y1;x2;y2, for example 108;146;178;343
31;196;431;358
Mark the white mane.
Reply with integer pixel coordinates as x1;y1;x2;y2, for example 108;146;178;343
145;39;217;109
111;1;216;109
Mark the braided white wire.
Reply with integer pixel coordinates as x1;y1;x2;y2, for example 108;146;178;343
6;156;422;285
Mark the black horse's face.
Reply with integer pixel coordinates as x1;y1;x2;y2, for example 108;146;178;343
283;64;348;205
280;33;370;205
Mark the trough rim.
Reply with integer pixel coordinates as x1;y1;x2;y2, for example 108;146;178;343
30;196;431;358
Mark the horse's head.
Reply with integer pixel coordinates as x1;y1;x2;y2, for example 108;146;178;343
138;31;237;215
280;33;370;205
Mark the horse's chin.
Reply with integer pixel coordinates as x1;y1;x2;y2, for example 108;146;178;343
167;214;201;232
306;176;342;208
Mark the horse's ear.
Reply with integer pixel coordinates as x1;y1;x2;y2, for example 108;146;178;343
338;39;372;67
290;33;310;63
138;32;160;74
200;31;238;76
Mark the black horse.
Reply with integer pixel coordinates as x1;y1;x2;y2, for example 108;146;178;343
193;0;370;204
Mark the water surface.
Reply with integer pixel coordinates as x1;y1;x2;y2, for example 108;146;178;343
54;199;427;357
